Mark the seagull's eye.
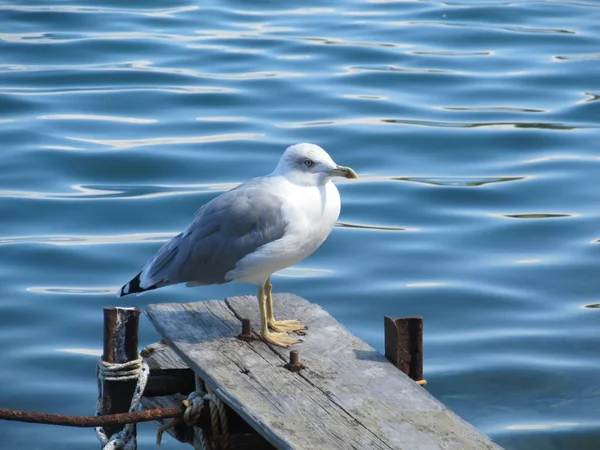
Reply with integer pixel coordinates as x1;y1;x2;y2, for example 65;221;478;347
303;159;314;168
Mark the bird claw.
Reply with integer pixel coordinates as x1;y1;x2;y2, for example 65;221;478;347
262;331;302;348
268;319;307;333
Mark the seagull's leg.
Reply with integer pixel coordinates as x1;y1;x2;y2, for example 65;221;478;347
265;277;307;333
258;283;301;347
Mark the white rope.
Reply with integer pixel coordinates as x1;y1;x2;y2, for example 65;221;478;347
95;358;149;450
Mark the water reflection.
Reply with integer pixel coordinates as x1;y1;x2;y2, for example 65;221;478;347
337;221;417;232
0;60;303;80
437;106;546;113
554;54;600;62
275;267;332;278
499;213;574;219
387;20;576;35
515;259;543;264
338;65;459;75
0;85;237;95
27;286;116;295
40;145;84;151
68;133;264;150
0;182;235;200
583;303;600;309
0;4;198;17
38;114;156;124
234;7;335;16
579;92;600;104
0;232;175;246
505;423;580;431
0;184;122;199
55;348;102;356
410;50;493;57
522;155;583;164
280;117;585;130
405;282;445;288
343;94;389;101
398;176;525;187
297;37;407;48
196;116;247;122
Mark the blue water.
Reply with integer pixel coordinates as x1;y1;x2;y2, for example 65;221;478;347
2;0;600;448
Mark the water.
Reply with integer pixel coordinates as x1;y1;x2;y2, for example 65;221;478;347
1;0;600;448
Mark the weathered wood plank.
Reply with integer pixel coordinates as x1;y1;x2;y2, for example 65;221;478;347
146;295;502;450
228;294;501;450
142;340;188;370
146;300;392;450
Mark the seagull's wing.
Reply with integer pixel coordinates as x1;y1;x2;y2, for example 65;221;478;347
119;179;287;296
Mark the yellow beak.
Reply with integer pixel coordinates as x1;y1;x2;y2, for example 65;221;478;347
327;165;358;179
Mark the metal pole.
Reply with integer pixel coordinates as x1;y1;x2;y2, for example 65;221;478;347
101;307;141;441
384;316;425;385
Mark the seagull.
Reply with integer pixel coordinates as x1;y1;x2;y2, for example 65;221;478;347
119;143;357;347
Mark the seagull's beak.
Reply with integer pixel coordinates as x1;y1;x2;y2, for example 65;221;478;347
327;165;358;179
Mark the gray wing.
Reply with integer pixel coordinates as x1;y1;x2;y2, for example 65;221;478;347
139;179;287;288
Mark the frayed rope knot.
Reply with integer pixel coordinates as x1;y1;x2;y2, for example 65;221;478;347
183;391;205;426
156;385;229;450
95;358;149;450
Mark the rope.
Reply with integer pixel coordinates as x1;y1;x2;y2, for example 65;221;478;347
190;377;212;450
206;386;229;450
95;358;149;450
155;375;229;450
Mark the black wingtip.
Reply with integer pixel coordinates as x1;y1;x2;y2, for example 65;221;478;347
119;272;157;297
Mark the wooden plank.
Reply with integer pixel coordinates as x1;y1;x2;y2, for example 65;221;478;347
228;294;501;450
146;300;392;450
141;340;274;437
142;340;188;370
146;296;502;450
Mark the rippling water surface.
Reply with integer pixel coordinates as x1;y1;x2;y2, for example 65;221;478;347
2;1;600;448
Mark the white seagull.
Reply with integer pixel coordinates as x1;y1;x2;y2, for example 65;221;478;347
119;143;358;347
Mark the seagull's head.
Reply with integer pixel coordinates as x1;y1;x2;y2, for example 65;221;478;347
273;143;358;186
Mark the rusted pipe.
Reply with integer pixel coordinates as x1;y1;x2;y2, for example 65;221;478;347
0;406;183;428
101;307;141;438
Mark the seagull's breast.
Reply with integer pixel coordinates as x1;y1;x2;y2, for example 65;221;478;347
288;181;341;242
270;179;341;263
226;178;341;284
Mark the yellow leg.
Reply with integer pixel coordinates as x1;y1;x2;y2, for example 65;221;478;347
258;283;300;347
265;278;307;333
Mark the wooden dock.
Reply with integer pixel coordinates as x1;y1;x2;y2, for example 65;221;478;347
141;294;501;450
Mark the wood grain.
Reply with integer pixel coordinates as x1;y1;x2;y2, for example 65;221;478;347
146;295;502;450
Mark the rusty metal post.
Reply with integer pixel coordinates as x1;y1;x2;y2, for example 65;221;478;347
101;307;141;442
237;318;254;342
384;316;426;385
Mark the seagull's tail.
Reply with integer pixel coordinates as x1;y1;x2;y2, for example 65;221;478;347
118;271;158;297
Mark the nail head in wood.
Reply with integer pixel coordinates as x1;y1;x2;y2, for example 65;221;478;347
384;316;425;385
284;350;304;373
